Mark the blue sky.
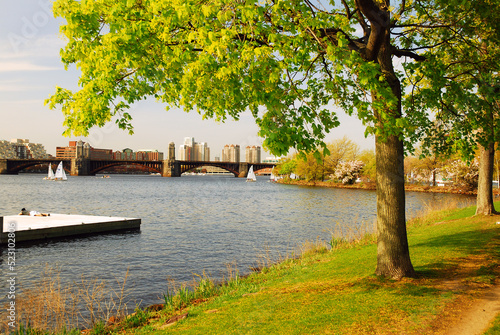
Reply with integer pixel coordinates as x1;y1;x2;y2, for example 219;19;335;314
0;0;374;158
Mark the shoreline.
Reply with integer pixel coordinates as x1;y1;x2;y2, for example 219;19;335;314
276;179;487;196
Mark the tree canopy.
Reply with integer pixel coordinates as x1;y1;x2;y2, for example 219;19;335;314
46;0;430;154
405;0;500;158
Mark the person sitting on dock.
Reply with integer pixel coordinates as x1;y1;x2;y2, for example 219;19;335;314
29;210;50;217
19;208;29;215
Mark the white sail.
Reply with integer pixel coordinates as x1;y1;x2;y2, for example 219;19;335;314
44;164;55;180
246;165;256;182
270;168;276;182
54;161;67;181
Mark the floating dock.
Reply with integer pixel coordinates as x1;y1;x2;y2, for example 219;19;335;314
0;214;141;244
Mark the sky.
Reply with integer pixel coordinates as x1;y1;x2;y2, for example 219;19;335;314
0;0;374;158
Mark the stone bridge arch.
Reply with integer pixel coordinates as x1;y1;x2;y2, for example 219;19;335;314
1;159;70;174
89;160;162;175
178;161;240;177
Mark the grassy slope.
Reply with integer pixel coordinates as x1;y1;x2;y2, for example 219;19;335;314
119;204;500;335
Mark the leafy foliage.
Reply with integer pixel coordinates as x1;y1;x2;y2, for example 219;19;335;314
404;0;500;159
358;149;376;182
46;0;441;155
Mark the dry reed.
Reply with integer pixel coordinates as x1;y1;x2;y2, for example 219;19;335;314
0;266;132;334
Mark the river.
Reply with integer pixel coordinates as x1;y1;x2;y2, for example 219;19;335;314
0;173;474;312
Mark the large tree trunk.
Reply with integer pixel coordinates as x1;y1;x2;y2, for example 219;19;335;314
476;141;497;215
372;4;415;278
375;134;415;279
357;0;415;279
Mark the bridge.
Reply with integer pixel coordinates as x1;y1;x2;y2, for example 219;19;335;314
0;158;276;177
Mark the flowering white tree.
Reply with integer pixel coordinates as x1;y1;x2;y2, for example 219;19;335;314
333;161;365;185
444;159;480;191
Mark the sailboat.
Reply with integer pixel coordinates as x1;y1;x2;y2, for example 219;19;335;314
269;168;277;182
53;161;68;181
43;164;55;180
246;165;257;182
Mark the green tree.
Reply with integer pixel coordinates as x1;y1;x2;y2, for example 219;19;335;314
324;136;360;177
405;1;500;215
295;151;324;181
275;156;297;176
358;149;376;182
47;0;483;279
293;137;360;181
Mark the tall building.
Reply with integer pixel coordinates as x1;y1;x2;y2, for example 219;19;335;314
179;137;210;161
0;139;49;159
179;145;191;161
184;137;195;160
168;142;175;160
222;144;240;163
193;142;210;161
245;145;261;163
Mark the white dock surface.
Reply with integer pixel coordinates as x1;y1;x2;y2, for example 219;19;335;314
2;214;140;232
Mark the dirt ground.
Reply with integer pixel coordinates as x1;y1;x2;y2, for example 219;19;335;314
442;285;500;335
419;218;500;335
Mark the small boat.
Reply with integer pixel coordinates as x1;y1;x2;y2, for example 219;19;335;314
246;165;257;182
269;168;277;182
43;164;55;180
53;161;67;181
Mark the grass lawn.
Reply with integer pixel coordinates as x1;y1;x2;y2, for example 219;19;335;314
103;201;499;335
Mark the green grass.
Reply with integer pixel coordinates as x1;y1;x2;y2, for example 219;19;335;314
484;313;500;335
98;201;499;335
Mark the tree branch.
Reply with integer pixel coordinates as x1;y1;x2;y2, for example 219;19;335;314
392;47;426;61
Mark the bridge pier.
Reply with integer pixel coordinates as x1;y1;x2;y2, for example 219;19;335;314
162;160;181;177
0;159;14;174
71;158;92;176
238;162;249;178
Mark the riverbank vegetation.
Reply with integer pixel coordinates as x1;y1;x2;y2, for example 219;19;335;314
274;136;500;197
4;201;498;334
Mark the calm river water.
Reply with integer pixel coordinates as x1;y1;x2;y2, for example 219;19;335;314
0;173;474;309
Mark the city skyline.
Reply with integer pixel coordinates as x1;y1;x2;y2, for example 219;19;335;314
0;1;374;159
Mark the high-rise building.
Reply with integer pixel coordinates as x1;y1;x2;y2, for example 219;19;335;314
180;137;210;161
168;142;175;160
245;145;261;163
179;145;191;161
184;137;195;160
0;139;49;159
193;142;210;161
222;144;240;163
